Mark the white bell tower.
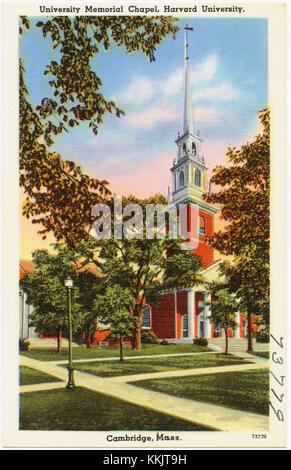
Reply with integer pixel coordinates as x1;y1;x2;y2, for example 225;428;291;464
170;25;213;213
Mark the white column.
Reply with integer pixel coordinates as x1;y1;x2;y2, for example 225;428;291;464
187;289;195;339
203;293;211;338
19;290;24;338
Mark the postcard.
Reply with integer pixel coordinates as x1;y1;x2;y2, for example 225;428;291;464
1;0;288;449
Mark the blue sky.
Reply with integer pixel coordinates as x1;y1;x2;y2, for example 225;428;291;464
20;16;268;252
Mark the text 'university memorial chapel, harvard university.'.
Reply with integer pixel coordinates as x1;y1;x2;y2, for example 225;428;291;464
19;27;250;344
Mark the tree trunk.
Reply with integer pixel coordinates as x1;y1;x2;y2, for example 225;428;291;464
131;302;145;351
132;319;142;351
224;327;228;355
119;334;124;362
57;330;62;353
247;311;253;352
85;327;91;348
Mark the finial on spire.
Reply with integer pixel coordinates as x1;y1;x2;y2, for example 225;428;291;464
184;25;193;61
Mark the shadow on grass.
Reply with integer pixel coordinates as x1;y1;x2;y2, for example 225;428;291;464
132;368;270;416
20;387;216;431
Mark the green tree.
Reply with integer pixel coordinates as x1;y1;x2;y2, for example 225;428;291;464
19;16;179;245
204;108;269;257
20;247;103;352
204;109;270;352
219;253;269;352
78;194;202;351
206;282;238;355
74;270;105;348
94;285;137;361
21;249;80;352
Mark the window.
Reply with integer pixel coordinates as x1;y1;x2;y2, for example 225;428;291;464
142;305;151;329
194;169;201;187
179;170;185;188
199;215;205;236
192;142;196;155
182;143;187;157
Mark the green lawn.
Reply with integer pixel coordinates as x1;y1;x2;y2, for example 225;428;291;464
19;387;215;431
19;366;62;385
132;368;269;415
251;351;269;359
20;343;209;361
72;353;251;378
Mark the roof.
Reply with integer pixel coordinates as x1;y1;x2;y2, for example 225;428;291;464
200;259;222;272
19;260;103;280
19;260;35;280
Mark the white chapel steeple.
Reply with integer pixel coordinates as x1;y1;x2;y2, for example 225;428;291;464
170;26;216;216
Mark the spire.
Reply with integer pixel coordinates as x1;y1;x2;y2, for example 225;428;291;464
183;25;194;135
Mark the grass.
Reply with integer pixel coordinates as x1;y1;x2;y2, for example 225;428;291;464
19;366;62;386
19;387;215;431
251;351;269;359
132;368;269;416
72;353;251;377
20;343;209;361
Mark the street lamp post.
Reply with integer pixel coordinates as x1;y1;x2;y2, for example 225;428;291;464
65;279;75;389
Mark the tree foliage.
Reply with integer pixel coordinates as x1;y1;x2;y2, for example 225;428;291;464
20;248;102;351
20;249;80;351
78;194;202;350
204;109;270;351
94;285;137;361
19;16;179;245
204;108;270;257
74;270;104;348
206;281;238;355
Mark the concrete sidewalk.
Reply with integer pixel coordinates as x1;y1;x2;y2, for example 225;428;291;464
20;353;269;432
20;382;65;394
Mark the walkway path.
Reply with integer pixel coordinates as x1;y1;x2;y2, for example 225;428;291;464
208;338;269;353
19;353;269;432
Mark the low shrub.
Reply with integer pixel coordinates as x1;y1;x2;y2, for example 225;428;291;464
141;331;159;344
19;338;30;351
255;329;269;343
193;337;208;347
160;340;170;346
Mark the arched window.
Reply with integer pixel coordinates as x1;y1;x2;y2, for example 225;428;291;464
195;169;201;187
142;305;151;329
179;170;185;188
182;143;187;157
192;142;196;155
199;215;205;236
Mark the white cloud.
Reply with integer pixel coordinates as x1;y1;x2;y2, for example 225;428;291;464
194;106;220;124
118;54;220;104
162;54;219;97
193;106;236;126
163;67;183;96
192;81;238;102
123;103;179;129
191;54;218;84
120;75;156;104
